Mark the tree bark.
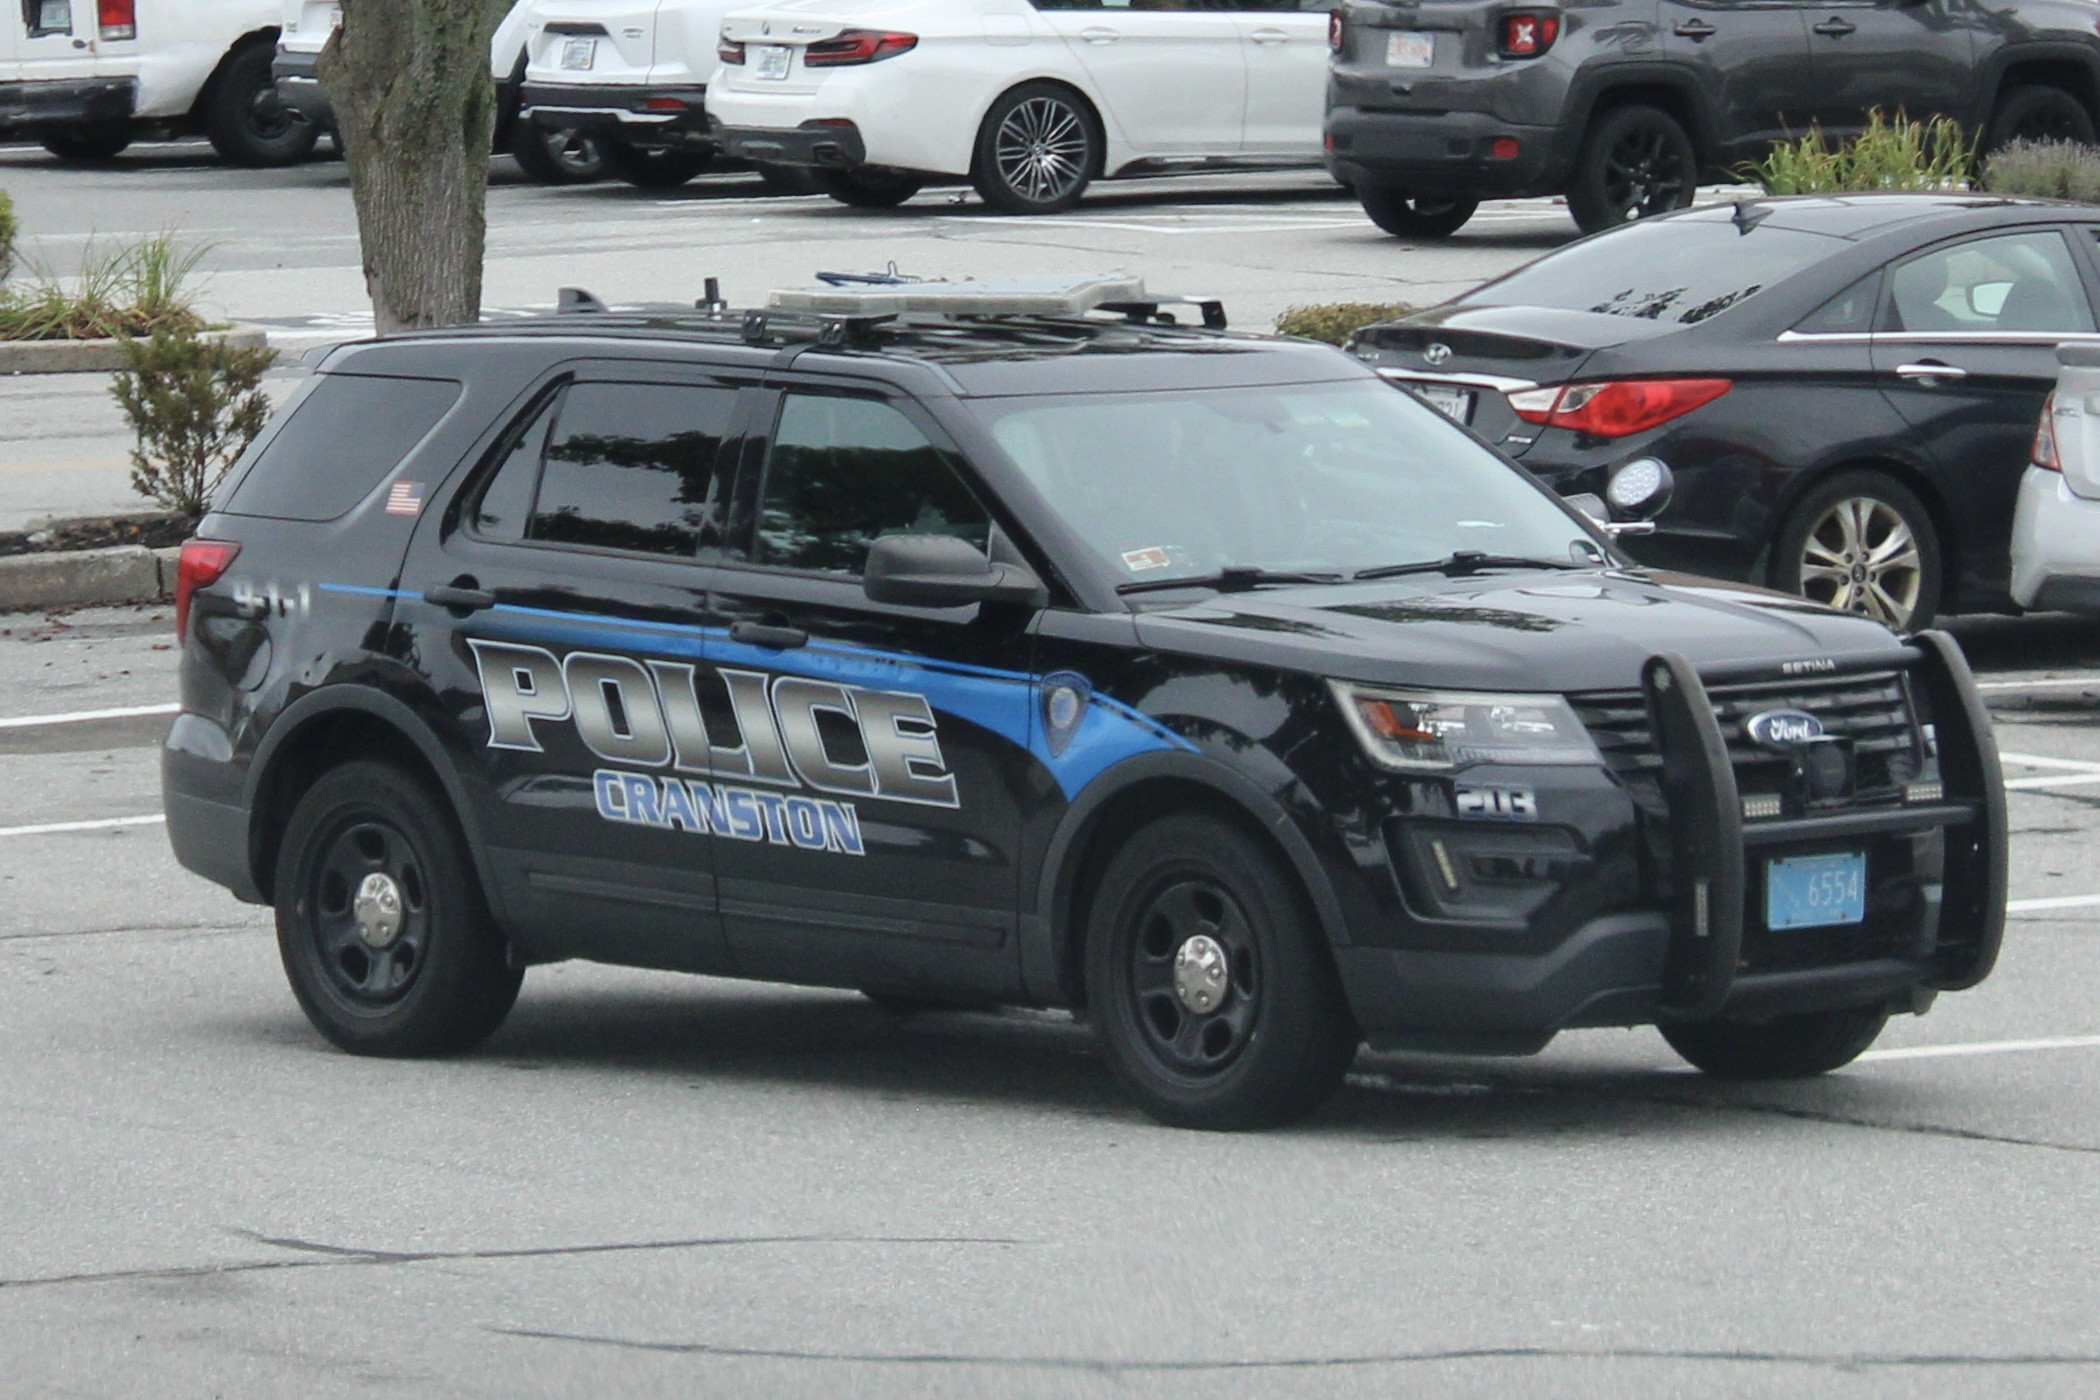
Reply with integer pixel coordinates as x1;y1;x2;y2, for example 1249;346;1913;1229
320;0;510;335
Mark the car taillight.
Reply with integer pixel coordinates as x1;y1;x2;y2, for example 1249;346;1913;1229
1329;10;1344;51
801;29;917;66
1498;10;1558;56
99;0;135;39
719;34;745;64
174;539;239;643
2034;390;2061;470
1507;378;1730;438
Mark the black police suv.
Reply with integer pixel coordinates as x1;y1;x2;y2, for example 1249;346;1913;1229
162;279;2007;1130
1327;0;2100;237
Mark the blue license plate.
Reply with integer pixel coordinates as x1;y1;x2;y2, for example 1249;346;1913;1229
1766;851;1866;930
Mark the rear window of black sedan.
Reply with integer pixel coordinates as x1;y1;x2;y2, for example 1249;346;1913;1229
1460;216;1843;326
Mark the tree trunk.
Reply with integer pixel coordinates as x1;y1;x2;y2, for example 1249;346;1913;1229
320;0;509;335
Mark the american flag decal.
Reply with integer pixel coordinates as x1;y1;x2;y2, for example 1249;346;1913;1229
385;481;424;516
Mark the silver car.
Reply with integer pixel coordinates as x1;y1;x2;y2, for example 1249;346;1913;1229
2012;344;2100;615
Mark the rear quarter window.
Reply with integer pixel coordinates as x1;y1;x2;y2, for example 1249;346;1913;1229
223;373;462;521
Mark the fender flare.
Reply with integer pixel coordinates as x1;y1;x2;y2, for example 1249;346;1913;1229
1978;44;2100;129
1556;65;1722;178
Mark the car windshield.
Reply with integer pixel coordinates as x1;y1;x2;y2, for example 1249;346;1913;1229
970;381;1600;589
1460;216;1842;325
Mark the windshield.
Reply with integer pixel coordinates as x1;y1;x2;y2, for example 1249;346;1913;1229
971;381;1600;588
1461;217;1841;325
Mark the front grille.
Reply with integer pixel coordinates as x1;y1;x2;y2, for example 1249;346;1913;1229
1569;669;1922;809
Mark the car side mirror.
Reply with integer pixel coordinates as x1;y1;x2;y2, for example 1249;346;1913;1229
1606;456;1675;520
862;533;1047;609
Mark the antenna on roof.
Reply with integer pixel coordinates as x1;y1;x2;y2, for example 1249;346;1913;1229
558;287;609;314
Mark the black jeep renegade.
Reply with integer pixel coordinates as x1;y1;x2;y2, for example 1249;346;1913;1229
161;282;2007;1129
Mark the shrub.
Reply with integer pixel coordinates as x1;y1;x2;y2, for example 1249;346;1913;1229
0;191;16;284
111;323;275;519
1274;302;1416;345
0;231;205;341
1980;138;2100;202
1745;110;1973;195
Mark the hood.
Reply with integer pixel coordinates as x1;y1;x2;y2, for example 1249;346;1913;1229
1131;569;1913;694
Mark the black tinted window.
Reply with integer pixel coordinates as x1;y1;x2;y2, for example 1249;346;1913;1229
527;382;733;556
755;395;989;575
469;395;556;543
224;374;460;521
1464;217;1841;325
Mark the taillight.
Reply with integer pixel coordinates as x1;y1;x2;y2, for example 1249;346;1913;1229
1329;9;1344;51
2034;390;2061;471
1498;10;1559;56
1507;378;1730;438
719;34;745;64
174;539;239;643
802;29;917;66
99;0;135;39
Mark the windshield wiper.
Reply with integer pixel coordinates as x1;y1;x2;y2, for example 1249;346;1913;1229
1352;551;1593;582
1116;565;1345;596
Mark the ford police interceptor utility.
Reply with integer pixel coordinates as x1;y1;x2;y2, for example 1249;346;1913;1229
161;276;2008;1130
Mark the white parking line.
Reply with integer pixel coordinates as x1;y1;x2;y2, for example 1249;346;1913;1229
1977;675;2100;692
0;814;164;839
0;702;178;730
1997;752;2100;791
2006;892;2100;913
1861;1033;2100;1063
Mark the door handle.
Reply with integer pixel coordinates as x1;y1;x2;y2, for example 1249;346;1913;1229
729;619;809;649
424;582;496;613
1895;361;1968;382
1078;25;1118;41
1249;26;1290;42
1812;16;1857;35
1672;18;1716;38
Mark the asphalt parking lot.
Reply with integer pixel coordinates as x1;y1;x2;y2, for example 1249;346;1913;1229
6;149;2100;1395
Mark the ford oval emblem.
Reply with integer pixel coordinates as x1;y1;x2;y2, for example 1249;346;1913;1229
1747;708;1824;749
1422;342;1453;366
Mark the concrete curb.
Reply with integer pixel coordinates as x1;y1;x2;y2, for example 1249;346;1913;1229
0;324;270;376
0;545;182;612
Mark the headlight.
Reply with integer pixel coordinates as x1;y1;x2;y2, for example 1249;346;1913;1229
1329;681;1601;772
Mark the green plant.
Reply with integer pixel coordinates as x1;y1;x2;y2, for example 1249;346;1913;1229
0;231;205;341
1744;109;1974;195
1980;138;2100;202
0;191;16;284
1273;302;1416;346
110;323;274;518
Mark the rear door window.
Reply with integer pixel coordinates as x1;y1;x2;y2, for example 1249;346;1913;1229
223;373;461;521
1884;229;2096;335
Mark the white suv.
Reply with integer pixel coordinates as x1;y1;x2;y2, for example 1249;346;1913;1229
0;0;310;165
708;0;1328;212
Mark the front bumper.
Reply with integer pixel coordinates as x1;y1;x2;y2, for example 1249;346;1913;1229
522;81;710;143
0;77;137;130
715;119;867;169
2010;464;2100;612
272;50;335;130
1324;110;1559;198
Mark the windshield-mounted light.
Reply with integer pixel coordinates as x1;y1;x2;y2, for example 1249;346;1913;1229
1329;681;1600;772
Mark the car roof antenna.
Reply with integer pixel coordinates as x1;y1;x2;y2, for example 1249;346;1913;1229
697;277;727;313
1731;200;1770;234
558;287;609;313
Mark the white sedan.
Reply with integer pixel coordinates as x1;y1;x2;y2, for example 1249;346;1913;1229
2013;347;2100;615
707;0;1328;212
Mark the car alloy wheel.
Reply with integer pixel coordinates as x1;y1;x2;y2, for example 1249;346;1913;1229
1796;496;1924;628
1600;126;1688;219
1569;104;1696;234
994;96;1089;207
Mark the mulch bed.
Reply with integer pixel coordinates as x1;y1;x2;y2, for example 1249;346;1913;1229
0;512;192;558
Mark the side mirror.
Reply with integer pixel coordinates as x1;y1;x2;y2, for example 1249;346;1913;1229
1606;456;1674;520
862;533;1047;609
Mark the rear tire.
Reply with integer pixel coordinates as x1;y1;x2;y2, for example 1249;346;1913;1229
1661;1005;1890;1079
813;167;925;209
1773;470;1943;632
605;141;714;188
971;81;1100;214
1567;103;1697;235
205;42;319;167
1358;185;1479;238
1085;814;1357;1130
1986;85;2097;151
511;121;608;184
275;761;521;1057
40;123;133;162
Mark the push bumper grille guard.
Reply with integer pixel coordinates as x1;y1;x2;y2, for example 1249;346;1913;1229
1641;632;2006;1018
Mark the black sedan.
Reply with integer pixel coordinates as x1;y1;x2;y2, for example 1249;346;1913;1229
1348;194;2100;630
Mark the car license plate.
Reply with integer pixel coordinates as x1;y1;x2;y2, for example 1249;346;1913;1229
560;36;596;70
753;44;793;80
1387;31;1434;68
1766;851;1866;930
1414;383;1473;422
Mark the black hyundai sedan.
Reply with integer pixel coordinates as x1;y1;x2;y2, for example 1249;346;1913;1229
1348;194;2100;630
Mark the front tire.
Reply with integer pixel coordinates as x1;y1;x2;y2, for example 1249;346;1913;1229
1084;814;1357;1130
972;81;1100;214
205;42;319;167
813;167;925;209
1567;103;1697;235
1661;1005;1890;1079
605;142;714;188
511;122;608;184
41;123;133;162
1986;85;2097;151
1358;185;1479;239
275;761;521;1057
1773;470;1944;632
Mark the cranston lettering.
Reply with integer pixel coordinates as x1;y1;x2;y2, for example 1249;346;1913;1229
593;770;866;856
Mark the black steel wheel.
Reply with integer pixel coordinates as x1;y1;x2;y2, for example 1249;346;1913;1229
1986;85;2097;151
1567;104;1697;235
1773;470;1943;632
41;122;133;162
972;81;1099;214
205;42;319;167
1661;1005;1890;1078
511;121;609;184
276;761;520;1056
604;141;714;188
1085;814;1357;1130
1358;185;1479;239
812;166;926;209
